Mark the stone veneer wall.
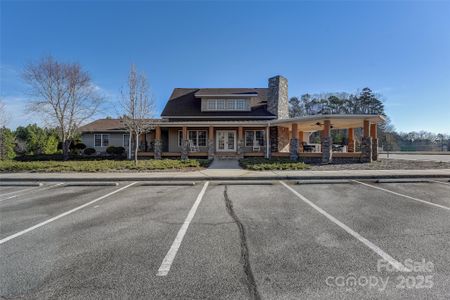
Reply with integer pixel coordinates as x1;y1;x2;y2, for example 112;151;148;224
181;140;189;160
321;136;332;164
372;138;378;161
154;140;162;159
361;137;372;163
277;127;290;152
267;76;289;119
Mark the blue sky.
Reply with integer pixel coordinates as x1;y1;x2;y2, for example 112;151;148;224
1;0;449;133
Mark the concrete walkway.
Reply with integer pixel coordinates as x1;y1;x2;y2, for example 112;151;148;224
1;169;449;182
201;159;249;177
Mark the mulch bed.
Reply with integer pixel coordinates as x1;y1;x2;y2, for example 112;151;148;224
307;159;450;171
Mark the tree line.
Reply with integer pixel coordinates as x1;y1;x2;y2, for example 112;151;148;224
0;55;156;164
288;89;449;151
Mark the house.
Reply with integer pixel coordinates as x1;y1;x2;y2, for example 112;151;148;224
79;75;384;163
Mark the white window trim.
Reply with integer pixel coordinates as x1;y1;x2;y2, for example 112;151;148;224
204;99;249;111
94;134;110;147
178;130;208;147
245;130;265;147
123;134;130;147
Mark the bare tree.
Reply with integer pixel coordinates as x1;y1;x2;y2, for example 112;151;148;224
22;56;102;160
120;64;156;165
0;99;8;128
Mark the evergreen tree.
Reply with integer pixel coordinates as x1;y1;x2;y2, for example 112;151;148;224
0;127;16;160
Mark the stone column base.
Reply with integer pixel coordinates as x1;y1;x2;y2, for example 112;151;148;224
321;136;332;164
237;139;244;158
361;137;372;163
154;139;162;160
181;140;189;160
289;138;299;161
207;139;215;159
372;138;378;161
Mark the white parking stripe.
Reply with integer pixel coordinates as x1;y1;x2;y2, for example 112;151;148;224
430;180;450;186
0;182;137;245
280;181;410;272
157;181;209;276
0;183;64;202
0;187;34;197
353;180;450;211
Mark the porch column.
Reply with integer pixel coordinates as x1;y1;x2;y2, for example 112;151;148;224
237;127;244;158
265;126;271;158
181;126;189;160
321;120;332;164
154;126;162;160
289;123;299;161
208;126;214;159
371;123;378;161
361;120;372;163
298;131;304;152
347;128;355;153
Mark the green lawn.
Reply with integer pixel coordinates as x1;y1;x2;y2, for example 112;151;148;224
0;159;212;172
239;158;310;170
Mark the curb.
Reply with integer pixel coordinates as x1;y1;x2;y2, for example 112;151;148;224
0;182;43;187
64;182;119;187
138;182;196;186
0;174;449;182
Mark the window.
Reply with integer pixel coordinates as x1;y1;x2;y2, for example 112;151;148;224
245;130;264;147
178;130;183;147
94;134;102;147
179;130;207;147
205;99;248;111
217;99;225;110
123;134;130;147
94;134;110;147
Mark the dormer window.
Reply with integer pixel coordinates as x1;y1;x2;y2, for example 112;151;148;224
204;98;249;111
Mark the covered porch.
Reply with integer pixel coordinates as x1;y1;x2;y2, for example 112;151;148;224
271;114;384;163
135;115;384;163
137;121;270;160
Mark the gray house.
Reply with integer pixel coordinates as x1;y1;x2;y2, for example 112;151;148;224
79;75;383;163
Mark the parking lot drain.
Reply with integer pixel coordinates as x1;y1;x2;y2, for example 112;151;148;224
224;185;261;300
64;182;119;187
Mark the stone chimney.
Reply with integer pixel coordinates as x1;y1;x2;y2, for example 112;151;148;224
267;75;289;119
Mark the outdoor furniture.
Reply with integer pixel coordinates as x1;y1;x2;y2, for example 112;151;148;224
189;140;199;152
302;143;314;152
332;144;344;152
252;140;261;152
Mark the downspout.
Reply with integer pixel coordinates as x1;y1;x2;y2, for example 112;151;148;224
266;122;271;159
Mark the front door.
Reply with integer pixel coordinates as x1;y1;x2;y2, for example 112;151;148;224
216;130;236;152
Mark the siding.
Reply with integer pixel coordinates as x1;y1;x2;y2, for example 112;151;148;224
81;133;127;153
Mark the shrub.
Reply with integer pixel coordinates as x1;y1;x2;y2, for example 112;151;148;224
114;146;125;155
106;146;117;155
74;143;86;150
84;148;96;155
239;158;309;170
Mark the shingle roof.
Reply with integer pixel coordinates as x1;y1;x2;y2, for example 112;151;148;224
78;118;162;132
161;88;275;119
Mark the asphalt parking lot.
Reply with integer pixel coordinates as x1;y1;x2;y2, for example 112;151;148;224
1;179;449;299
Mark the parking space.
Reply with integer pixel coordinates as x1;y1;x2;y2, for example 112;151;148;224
0;179;449;299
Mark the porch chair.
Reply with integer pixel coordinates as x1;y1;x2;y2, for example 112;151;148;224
189;140;199;152
252;140;261;152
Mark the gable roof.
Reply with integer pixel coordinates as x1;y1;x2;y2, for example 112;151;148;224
161;88;275;119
